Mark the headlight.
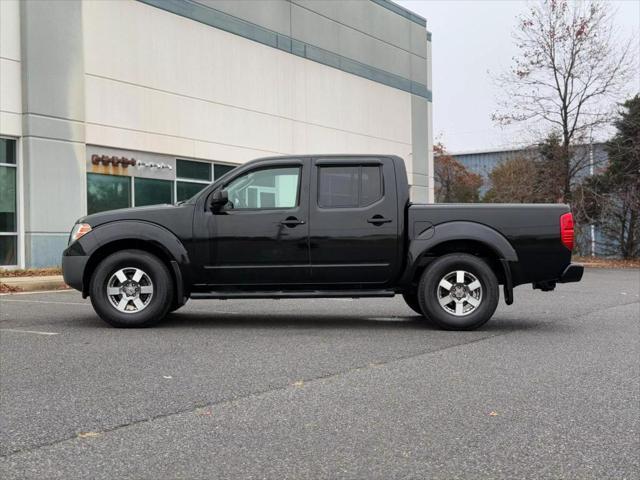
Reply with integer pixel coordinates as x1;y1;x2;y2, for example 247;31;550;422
69;223;92;244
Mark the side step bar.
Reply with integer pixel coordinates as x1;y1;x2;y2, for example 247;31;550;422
191;290;396;300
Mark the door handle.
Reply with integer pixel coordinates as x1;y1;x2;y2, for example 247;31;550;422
281;217;306;227
367;215;392;226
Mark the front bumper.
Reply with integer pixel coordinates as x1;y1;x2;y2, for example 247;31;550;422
61;251;89;292
558;263;584;283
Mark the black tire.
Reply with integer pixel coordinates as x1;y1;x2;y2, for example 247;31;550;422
402;292;424;315
89;249;173;328
417;253;499;331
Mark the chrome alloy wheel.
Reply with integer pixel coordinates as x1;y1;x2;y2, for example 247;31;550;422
106;268;154;314
437;270;483;317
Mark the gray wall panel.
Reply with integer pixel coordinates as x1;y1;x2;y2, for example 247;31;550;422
22;114;85;144
410;52;428;85
21;137;86;233
410;22;428;59
25;234;69;268
20;0;86;267
411;94;429;178
139;0;432;101
20;1;84;121
290;2;413;80
291;0;418;55
194;0;292;36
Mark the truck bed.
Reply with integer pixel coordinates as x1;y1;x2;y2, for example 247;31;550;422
408;203;572;286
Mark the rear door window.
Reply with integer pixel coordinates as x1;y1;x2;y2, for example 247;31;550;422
318;165;383;208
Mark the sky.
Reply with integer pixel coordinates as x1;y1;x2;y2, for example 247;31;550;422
396;0;640;153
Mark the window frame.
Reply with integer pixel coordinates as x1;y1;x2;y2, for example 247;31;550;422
86;172;132;215
317;164;384;210
220;165;302;212
176;158;212;182
213;163;237;182
175;159;212;203
85;158;241;212
0;137;19;268
133;176;174;207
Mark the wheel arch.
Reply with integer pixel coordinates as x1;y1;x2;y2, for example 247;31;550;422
80;221;190;303
405;221;517;287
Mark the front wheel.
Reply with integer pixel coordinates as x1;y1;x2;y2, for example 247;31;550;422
89;249;173;328
417;254;499;330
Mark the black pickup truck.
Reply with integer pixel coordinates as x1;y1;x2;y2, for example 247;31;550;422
62;155;583;330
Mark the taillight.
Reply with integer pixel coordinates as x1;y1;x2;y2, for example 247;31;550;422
560;213;574;251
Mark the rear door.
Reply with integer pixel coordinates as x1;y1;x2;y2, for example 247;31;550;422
308;157;399;285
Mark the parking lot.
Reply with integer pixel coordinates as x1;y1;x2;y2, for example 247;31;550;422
0;268;638;479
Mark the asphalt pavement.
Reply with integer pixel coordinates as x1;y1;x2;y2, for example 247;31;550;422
0;268;638;479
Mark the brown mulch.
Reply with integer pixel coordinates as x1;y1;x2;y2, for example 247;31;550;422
573;256;640;269
0;283;21;293
0;267;62;278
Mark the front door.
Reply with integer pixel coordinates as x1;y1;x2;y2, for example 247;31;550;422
203;160;310;287
308;157;399;285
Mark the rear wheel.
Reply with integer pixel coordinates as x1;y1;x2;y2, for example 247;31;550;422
402;292;423;315
89;249;173;328
417;253;498;330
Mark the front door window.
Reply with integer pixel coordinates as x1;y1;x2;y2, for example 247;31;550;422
225;167;300;210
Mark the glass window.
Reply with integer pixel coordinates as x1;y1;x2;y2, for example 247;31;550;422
318;166;359;208
213;163;236;180
360;166;383;206
0;236;17;266
176;159;211;181
225;167;300;210
87;173;131;215
0;139;17;265
0;138;16;164
318;165;383;208
134;178;173;207
176;181;207;202
0;166;17;232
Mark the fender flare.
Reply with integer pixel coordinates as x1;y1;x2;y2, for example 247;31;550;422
78;220;191;300
402;221;518;284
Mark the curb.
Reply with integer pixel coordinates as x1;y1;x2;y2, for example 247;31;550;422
0;275;69;293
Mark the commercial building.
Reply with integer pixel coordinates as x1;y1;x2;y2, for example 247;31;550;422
448;144;607;196
0;0;433;268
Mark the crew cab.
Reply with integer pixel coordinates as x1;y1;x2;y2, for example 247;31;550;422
62;155;583;330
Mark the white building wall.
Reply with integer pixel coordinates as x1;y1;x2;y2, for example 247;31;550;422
82;0;413;166
426;33;434;202
0;0;22;137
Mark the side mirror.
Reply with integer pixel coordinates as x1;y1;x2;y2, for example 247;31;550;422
210;189;228;212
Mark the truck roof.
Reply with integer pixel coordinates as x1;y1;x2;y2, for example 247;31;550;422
252;154;404;162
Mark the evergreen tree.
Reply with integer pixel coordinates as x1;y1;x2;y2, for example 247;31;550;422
576;96;640;258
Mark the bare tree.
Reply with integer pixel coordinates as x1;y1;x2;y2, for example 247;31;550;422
493;0;636;201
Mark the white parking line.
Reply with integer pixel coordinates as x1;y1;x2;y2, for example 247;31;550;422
0;299;89;306
0;289;75;296
0;328;60;336
369;317;407;321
